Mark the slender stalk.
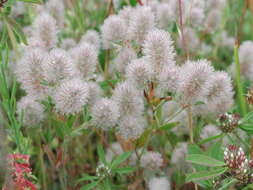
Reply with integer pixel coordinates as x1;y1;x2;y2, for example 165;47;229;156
234;44;247;116
137;0;143;5
178;0;189;59
186;105;194;143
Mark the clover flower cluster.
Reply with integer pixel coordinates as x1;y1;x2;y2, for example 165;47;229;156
217;113;240;133
96;163;112;178
224;145;253;184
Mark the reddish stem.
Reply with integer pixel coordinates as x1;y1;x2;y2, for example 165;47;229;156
137;0;143;6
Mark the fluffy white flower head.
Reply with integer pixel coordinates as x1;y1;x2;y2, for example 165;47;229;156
91;98;120;130
16;48;48;99
101;15;127;49
43;48;77;86
32;12;57;49
128;6;155;44
81;30;101;50
148;177;171;190
140;151;163;170
53;78;90;115
143;29;175;76
118;116;146;140
114;47;137;74
113;81;144;117
17;96;45;126
74;42;98;79
126;57;154;88
178;59;214;104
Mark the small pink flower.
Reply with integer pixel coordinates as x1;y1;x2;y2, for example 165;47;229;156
2;154;37;190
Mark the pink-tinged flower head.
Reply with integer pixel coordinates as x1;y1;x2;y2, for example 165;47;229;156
128;6;155;44
114;47;137;74
113;81;144;117
177;59;214;104
217;113;240;133
148;177;171;190
32;12;57;49
74;42;98;80
203;71;234;114
140;151;163;170
118;6;133;25
101;15;127;49
237;41;253;81
224;145;253;183
158;65;181;93
81;30;101;50
143;29;175;76
45;0;65;28
15;48;48;99
118;115;146;140
60;38;76;50
87;81;103;106
43;48;77;86
17;96;45;126
91;98;120;130
156;3;176;29
126;57;154;88
53;78;90;115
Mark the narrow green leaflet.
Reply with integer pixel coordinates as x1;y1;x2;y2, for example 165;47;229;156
111;152;131;169
186;167;228;182
97;144;107;164
240;124;253;134
240;111;253;123
218;178;238;190
18;0;42;3
186;154;225;167
160;122;179;131
76;174;99;183
206;139;223;160
113;167;135;174
135;129;151;148
198;133;224;145
5;16;28;45
81;181;99;190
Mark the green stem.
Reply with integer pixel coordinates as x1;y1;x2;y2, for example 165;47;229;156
186;106;194;143
234;44;247;116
